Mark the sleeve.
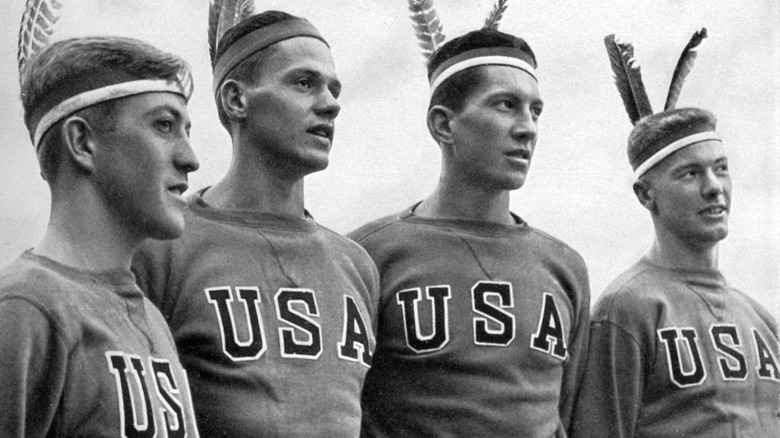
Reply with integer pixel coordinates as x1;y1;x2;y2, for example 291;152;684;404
558;262;591;436
0;298;68;438
569;319;646;438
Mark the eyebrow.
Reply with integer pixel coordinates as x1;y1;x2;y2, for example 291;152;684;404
146;104;191;128
672;156;728;172
287;67;342;91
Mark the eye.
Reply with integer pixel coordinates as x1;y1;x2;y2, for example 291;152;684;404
156;119;174;133
496;99;515;110
715;163;729;174
531;106;543;117
297;78;313;89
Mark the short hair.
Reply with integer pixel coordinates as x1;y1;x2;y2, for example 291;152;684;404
212;11;308;128
628;108;718;175
427;29;537;112
20;36;191;182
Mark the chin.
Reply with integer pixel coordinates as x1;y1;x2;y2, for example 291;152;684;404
144;215;186;241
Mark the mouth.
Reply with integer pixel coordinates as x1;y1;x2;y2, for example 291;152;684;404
307;124;334;141
168;183;189;196
505;149;531;160
699;205;728;216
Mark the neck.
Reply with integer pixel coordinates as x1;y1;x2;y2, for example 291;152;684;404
646;226;720;271
34;185;138;271
203;137;306;217
416;174;514;224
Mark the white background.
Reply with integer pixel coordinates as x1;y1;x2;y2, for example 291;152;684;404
0;0;777;318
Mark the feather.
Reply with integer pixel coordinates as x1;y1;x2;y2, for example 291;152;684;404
17;0;64;73
208;0;224;64
664;27;707;111
604;34;654;125
408;0;445;63
483;0;508;31
209;0;255;64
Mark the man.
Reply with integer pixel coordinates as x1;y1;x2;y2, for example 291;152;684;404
571;109;780;437
132;10;378;437
0;35;200;436
570;32;780;437
349;27;590;437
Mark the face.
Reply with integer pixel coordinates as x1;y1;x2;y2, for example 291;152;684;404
91;92;199;241
644;140;731;247
446;65;542;191
242;37;341;176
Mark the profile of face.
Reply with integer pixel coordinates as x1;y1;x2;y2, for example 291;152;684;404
241;37;341;177
90;92;199;241
639;140;731;247
445;65;542;191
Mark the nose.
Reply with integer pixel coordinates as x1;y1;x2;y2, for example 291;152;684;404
701;168;724;199
511;106;537;143
175;137;200;174
315;88;340;120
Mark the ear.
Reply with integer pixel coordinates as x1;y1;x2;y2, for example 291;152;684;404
427;104;456;148
632;179;657;214
61;116;97;174
219;79;248;121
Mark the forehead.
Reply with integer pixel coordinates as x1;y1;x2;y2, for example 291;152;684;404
114;92;188;119
260;37;336;78
659;140;727;171
469;65;540;101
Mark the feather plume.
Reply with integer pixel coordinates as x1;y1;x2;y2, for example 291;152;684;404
208;0;224;64
604;34;654;125
483;0;508;31
208;0;255;64
408;0;445;63
664;27;707;111
17;0;64;73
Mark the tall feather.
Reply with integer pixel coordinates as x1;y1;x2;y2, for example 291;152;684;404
208;0;224;64
408;0;445;63
17;0;64;74
664;27;707;111
483;0;508;31
209;0;255;64
604;34;654;125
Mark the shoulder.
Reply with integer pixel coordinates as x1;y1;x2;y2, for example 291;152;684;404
591;260;673;327
347;211;406;244
726;285;779;332
0;258;74;341
527;226;586;266
318;223;377;264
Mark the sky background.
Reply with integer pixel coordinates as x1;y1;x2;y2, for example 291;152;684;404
0;0;777;318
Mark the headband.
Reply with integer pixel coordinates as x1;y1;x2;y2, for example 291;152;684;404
429;46;537;93
212;20;327;95
29;70;193;151
633;131;721;178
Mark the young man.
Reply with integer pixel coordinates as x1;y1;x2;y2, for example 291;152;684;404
349;28;591;437
570;107;780;437
132;10;378;437
1;36;200;436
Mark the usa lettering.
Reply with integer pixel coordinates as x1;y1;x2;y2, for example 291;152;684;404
397;281;568;359
205;287;372;367
658;325;780;388
105;352;189;438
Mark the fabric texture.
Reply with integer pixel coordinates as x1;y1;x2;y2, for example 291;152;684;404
0;250;199;437
349;204;590;437
571;257;780;438
132;189;379;438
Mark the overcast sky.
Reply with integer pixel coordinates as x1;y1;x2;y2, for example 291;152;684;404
0;0;777;317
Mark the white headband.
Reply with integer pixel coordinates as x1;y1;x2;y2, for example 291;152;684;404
634;131;722;179
430;55;537;93
33;79;189;151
